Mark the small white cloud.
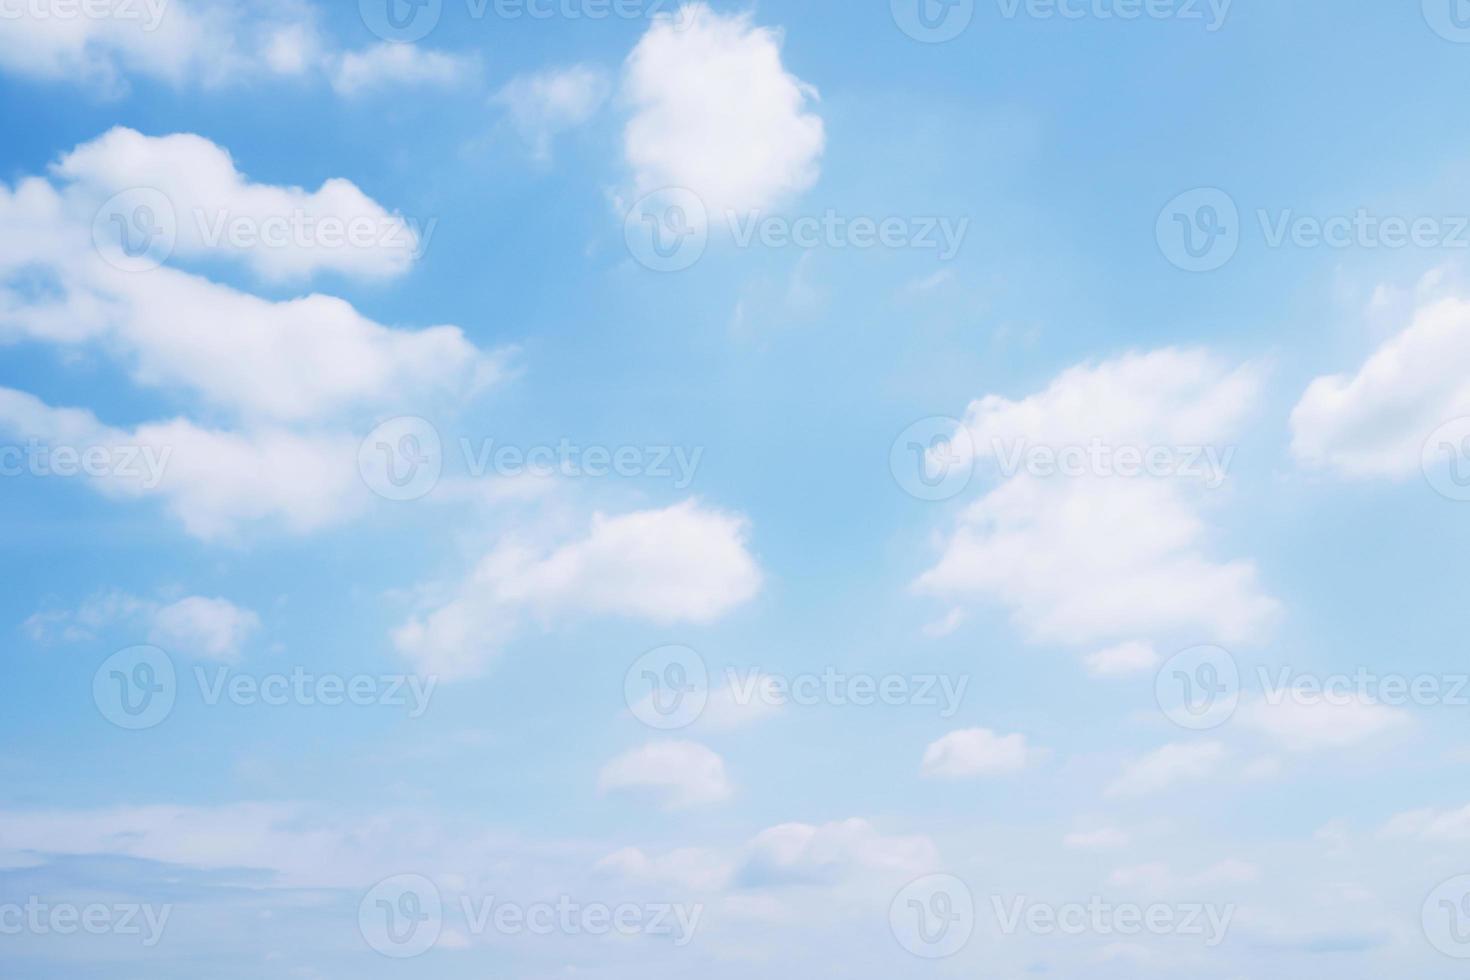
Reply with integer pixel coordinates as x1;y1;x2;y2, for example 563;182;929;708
1291;293;1470;478
394;500;762;679
148;596;261;662
921;728;1036;779
1084;641;1160;677
329;43;476;97
1064;827;1130;850
598;740;733;809
621;2;824;216
737;818;938;887
495;64;609;159
1382;804;1470;842
1108;741;1227;797
1237;694;1411;752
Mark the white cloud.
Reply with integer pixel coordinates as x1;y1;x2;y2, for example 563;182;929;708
394;500;762;679
1;133;503;425
1084;640;1160;677
329;43;476;97
25;589;260;660
736;818;938;887
1291;294;1470;478
598;740;733;809
594;846;733;891
0;388;363;540
0;0;303;93
1064;827;1130;850
1237;694;1411;752
496;64;609;159
622;2;824;216
914;349;1279;648
55;126;424;281
1108;741;1227;797
147;596;261;662
1382;804;1470;843
921;728;1036;779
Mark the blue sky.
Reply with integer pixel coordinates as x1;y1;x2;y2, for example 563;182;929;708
4;0;1470;976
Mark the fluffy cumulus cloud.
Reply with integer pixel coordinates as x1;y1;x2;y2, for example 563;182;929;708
1291;293;1470;478
0;0;298;93
0;130;503;537
55;126;424;281
495;64;610;159
0;0;476;99
147;595;261;661
622;2;824;216
394;500;762;678
921;728;1037;779
598;740;733;809
914;349;1280;648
